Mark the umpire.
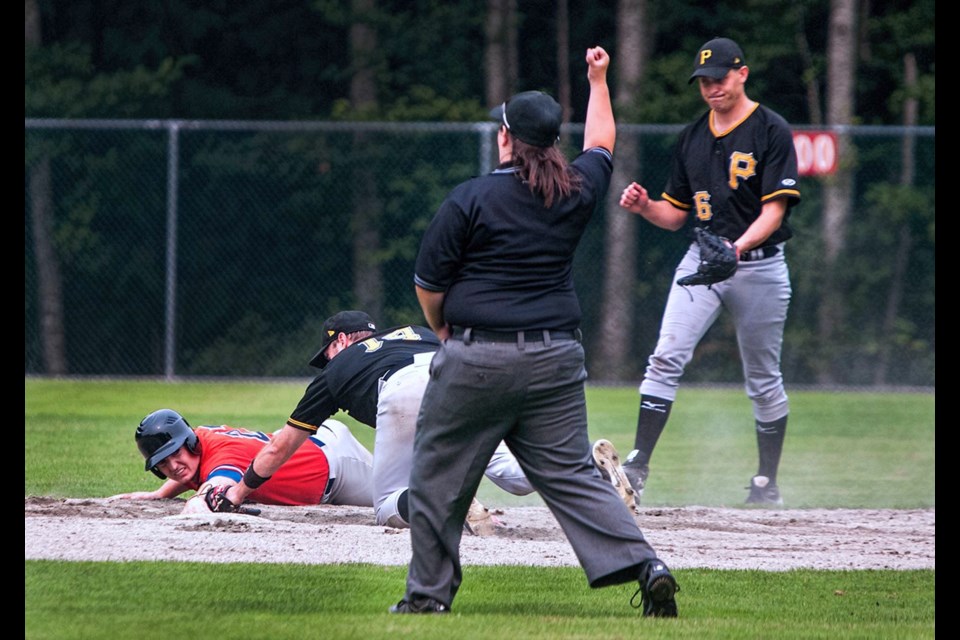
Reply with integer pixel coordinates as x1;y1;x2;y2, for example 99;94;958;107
391;46;679;617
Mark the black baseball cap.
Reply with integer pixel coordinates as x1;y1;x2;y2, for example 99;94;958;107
689;37;746;84
309;310;377;368
489;90;562;147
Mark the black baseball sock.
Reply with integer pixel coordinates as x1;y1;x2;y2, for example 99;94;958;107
397;489;410;524
631;395;674;467
756;415;788;483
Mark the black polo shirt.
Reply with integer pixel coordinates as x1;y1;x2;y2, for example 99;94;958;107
414;147;612;331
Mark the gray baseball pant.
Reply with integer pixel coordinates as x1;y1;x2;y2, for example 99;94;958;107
403;336;660;607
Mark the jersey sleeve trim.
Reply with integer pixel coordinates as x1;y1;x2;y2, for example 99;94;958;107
286;419;319;434
413;274;446;292
761;188;801;203
661;192;692;210
582;146;613;161
207;467;244;483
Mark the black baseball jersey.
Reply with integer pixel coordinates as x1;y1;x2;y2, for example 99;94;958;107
287;325;440;432
414;147;613;331
662;104;801;245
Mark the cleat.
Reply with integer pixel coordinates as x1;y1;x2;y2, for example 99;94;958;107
621;449;650;509
745;475;783;506
592;439;640;515
463;497;500;536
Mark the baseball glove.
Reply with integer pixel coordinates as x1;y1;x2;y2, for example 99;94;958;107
676;226;737;288
203;484;242;512
201;484;262;516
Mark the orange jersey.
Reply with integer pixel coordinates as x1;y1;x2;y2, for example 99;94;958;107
188;426;331;505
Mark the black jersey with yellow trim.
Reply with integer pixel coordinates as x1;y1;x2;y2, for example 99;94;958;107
662;103;800;245
287;325;440;431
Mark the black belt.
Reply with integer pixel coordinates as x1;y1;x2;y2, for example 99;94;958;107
451;327;581;344
381;355;416;382
381;366;402;382
739;245;779;262
322;475;336;502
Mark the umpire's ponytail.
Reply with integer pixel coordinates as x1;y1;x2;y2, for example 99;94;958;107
510;138;582;208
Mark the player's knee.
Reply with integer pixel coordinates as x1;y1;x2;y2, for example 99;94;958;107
379;511;409;528
375;489;410;528
486;451;535;495
647;352;687;380
749;387;788;421
488;475;536;496
485;468;535;495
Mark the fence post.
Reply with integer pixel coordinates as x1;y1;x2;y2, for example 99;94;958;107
479;124;493;175
164;122;181;380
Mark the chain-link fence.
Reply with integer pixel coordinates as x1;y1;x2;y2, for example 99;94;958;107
25;119;935;388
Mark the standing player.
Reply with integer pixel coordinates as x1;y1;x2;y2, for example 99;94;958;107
110;409;375;513
216;310;535;530
619;37;801;507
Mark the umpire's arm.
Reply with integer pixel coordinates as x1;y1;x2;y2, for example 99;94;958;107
416;285;449;341
583;46;614;153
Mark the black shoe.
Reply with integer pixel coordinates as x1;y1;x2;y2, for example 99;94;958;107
389;597;450;614
745;475;783;506
631;559;679;617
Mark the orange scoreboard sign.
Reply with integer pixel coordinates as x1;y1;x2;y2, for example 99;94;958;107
792;130;838;176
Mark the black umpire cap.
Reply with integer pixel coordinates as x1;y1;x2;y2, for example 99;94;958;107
489;90;563;147
309;310;377;368
689;37;746;84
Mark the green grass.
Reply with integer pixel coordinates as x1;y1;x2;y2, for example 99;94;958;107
24;378;935;639
25;379;935;509
25;562;934;640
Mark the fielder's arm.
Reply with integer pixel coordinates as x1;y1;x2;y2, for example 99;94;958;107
732;198;787;256
224;424;310;505
619;182;688;231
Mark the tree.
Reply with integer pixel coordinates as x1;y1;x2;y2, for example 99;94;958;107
25;0;188;375
593;0;648;380
484;0;518;109
24;0;935;383
874;53;919;385
817;0;857;383
792;2;824;124
349;0;385;321
26;0;67;374
555;1;571;122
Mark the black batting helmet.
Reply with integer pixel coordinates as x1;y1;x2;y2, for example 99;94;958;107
135;409;199;479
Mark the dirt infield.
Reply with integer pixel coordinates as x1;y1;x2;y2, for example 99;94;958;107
25;496;934;571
